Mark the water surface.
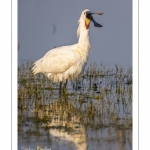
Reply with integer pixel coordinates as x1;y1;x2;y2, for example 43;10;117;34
18;62;132;150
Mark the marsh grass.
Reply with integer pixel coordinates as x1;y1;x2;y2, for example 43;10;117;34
18;61;132;150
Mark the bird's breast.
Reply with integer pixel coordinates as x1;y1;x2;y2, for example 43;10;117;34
75;45;91;60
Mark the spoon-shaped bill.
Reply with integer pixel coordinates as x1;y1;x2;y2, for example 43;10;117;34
91;16;103;27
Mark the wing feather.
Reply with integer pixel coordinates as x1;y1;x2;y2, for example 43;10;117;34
32;45;78;74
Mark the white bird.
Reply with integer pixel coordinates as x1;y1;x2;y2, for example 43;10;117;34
32;9;103;90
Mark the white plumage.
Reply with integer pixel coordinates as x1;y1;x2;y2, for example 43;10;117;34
32;9;103;82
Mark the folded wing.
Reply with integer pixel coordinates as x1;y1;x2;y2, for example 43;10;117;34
32;46;77;74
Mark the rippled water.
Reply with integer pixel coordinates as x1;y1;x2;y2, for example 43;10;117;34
18;62;132;150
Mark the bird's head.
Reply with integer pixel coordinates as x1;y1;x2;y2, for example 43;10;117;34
80;9;103;29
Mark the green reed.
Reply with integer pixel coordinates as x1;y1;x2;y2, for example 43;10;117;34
18;61;132;126
18;61;132;149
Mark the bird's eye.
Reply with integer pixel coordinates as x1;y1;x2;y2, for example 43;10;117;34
84;12;86;15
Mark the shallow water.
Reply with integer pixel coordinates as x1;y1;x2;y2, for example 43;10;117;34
18;62;132;150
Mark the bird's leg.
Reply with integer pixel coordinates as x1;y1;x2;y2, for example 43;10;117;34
59;82;62;98
63;80;68;91
62;80;68;101
65;79;68;89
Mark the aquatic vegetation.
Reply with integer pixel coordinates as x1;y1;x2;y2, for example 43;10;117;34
18;61;132;150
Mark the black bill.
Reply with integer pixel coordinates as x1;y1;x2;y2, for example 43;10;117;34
86;12;103;27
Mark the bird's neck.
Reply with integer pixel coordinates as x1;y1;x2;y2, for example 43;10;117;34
76;20;91;58
77;22;91;49
78;30;90;46
78;29;91;57
77;30;91;58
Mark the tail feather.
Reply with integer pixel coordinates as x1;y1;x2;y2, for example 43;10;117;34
31;58;43;75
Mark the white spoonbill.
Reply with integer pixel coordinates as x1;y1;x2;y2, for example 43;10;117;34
32;9;103;90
